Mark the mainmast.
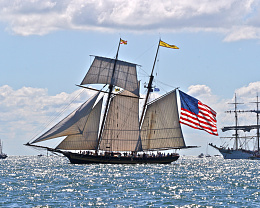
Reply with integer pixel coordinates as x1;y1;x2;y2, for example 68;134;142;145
97;38;122;151
249;94;260;153
139;40;160;126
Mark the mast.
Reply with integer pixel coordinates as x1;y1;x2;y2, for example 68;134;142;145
249;94;260;153
257;95;259;153
225;94;243;150
97;38;122;151
140;40;160;126
223;94;260;153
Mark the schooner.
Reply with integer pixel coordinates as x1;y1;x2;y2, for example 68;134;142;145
26;39;196;164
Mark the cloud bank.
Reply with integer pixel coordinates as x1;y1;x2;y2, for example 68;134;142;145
0;85;95;148
2;82;260;155
0;0;260;41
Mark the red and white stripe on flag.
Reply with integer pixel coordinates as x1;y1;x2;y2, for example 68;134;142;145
180;101;218;136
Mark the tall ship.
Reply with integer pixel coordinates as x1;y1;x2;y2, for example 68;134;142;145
25;39;218;164
210;95;260;159
0;139;7;159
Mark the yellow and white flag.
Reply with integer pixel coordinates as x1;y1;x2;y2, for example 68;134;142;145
159;40;179;49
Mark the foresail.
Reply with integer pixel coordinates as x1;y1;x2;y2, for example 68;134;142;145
31;92;101;144
99;90;142;152
56;97;103;150
141;90;185;150
81;56;139;96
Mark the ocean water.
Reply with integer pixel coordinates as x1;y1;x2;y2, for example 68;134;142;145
0;156;260;208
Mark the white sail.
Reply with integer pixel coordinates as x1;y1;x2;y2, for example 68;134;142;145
81;56;139;96
99;90;142;152
141;90;185;150
0;140;2;155
31;92;101;144
56;97;103;150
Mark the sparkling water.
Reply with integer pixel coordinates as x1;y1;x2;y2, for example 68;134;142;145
0;156;259;207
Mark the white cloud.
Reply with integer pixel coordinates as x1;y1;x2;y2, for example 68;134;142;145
0;0;260;41
223;26;260;42
235;81;260;99
187;84;212;97
0;85;95;154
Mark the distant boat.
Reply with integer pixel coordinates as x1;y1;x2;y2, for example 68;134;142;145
0;140;7;159
25;39;200;164
210;95;260;159
198;153;204;158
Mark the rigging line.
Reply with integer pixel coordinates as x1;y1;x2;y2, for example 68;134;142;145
29;88;86;143
156;80;178;89
133;43;157;62
103;41;118;58
137;65;149;77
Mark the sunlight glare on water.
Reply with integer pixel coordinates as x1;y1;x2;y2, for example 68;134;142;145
0;156;260;207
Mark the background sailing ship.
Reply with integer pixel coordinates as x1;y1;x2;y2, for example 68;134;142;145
210;94;260;159
26;39;217;164
0;139;7;159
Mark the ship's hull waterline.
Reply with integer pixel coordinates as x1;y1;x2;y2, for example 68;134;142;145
216;148;254;159
63;152;179;164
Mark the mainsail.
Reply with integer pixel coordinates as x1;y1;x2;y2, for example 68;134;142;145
81;56;139;96
141;90;185;150
31;92;101;144
99;90;142;152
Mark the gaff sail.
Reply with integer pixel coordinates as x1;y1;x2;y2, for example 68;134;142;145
141;90;185;150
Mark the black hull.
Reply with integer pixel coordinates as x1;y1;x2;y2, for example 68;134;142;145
0;154;7;159
62;152;179;164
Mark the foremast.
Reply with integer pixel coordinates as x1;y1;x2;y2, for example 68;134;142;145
97;38;122;151
224;94;243;150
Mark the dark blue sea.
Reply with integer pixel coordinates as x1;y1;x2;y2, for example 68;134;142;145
0;156;260;207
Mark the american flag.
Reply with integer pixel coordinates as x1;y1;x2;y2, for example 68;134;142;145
179;90;218;136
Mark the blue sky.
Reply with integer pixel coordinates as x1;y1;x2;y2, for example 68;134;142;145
1;0;260;156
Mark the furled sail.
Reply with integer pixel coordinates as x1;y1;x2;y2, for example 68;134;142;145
99;90;142;152
141;90;185;150
81;56;139;96
56;97;103;150
31;92;101;144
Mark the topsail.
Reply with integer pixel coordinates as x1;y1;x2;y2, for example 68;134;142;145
81;56;139;96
